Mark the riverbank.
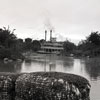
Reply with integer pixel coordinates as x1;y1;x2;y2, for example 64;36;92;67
0;72;90;100
0;48;24;62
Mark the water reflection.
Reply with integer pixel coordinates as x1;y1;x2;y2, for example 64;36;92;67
49;62;56;72
0;61;22;73
0;56;100;100
14;62;22;73
20;55;75;73
24;59;32;66
63;57;74;67
0;56;100;80
84;57;100;80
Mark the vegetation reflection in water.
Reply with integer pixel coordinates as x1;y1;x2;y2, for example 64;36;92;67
0;55;100;80
0;55;100;100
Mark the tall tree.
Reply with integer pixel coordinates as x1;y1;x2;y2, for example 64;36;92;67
63;40;76;54
78;31;100;57
25;38;32;43
32;40;41;52
87;31;100;45
0;27;17;48
0;27;24;60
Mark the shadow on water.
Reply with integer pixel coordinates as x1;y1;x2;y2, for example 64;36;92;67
0;61;22;73
84;57;100;80
24;59;32;66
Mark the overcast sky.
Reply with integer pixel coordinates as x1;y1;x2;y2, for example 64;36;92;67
0;0;100;44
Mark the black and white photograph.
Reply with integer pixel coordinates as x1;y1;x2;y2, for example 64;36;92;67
0;0;99;100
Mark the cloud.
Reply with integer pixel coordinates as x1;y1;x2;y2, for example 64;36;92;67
0;0;100;44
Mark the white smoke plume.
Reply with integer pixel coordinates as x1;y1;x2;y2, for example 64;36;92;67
44;17;55;32
55;33;66;41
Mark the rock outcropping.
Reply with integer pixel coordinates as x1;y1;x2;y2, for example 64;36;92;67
0;72;91;100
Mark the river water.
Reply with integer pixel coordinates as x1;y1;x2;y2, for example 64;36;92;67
0;54;100;100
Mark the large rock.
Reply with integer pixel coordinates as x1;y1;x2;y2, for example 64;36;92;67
0;73;20;100
0;72;91;100
15;72;91;100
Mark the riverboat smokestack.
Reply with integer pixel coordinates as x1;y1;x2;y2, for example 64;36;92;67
50;30;52;42
45;30;47;41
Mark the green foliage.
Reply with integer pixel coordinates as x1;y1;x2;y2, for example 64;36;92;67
87;31;100;45
0;27;24;60
32;40;41;52
78;31;100;57
16;39;24;52
23;39;41;52
0;48;24;60
40;39;45;44
63;40;76;55
25;38;32;43
23;38;32;51
17;39;23;43
0;48;12;59
0;27;17;48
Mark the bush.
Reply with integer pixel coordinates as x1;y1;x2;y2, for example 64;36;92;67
0;48;24;60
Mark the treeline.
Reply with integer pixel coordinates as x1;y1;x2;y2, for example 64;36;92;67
63;31;100;57
0;27;41;60
63;40;76;56
0;26;100;59
0;27;24;60
23;38;41;52
77;31;100;57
